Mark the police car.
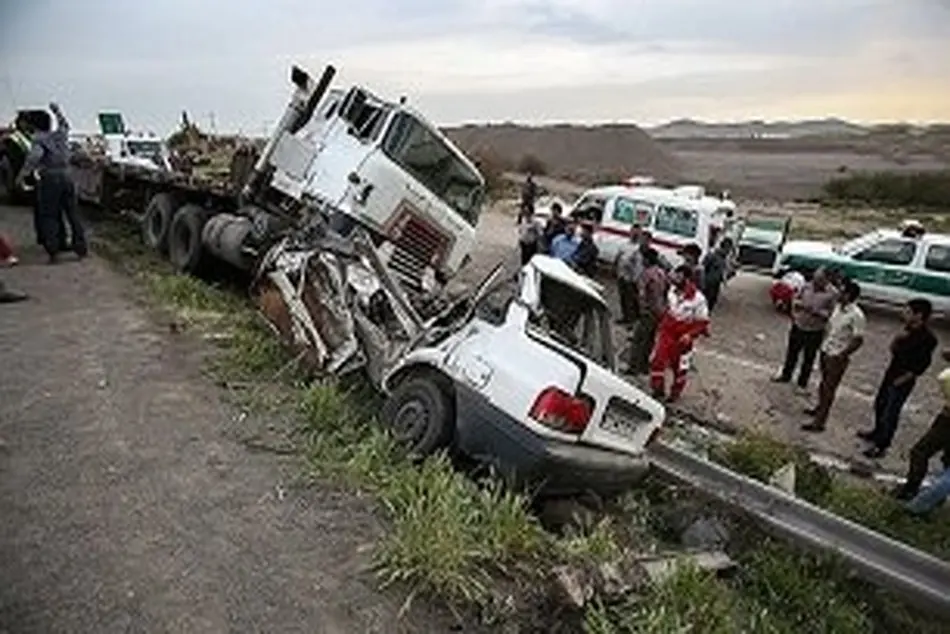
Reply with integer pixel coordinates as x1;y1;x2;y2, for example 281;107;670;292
773;221;950;315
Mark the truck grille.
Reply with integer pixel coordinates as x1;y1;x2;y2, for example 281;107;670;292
388;215;450;290
599;397;655;440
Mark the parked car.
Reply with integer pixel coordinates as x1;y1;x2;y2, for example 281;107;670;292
380;255;666;495
773;227;950;316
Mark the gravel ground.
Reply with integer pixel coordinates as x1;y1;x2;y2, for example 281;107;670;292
473;207;949;476
0;205;465;634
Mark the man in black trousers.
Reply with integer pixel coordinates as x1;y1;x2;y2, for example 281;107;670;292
16;103;87;264
858;298;938;459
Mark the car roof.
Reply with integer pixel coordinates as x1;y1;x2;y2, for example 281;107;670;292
578;184;730;210
866;229;950;244
527;255;606;303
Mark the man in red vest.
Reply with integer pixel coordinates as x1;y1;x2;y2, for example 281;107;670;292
649;264;710;403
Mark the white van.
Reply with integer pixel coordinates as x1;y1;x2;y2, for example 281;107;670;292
562;183;740;269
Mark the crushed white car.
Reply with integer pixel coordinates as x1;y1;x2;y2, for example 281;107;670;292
381;255;666;495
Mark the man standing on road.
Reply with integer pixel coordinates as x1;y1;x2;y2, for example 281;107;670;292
858;298;938;459
700;238;733;311
625;247;667;376
802;279;865;432
572;222;599;277
772;267;837;392
16;102;87;264
894;349;950;501
550;220;579;263
678;243;705;290
649;264;709;403
615;225;648;324
517;214;540;265
541;202;566;254
519;172;538;224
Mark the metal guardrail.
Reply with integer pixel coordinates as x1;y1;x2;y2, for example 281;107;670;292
648;439;950;617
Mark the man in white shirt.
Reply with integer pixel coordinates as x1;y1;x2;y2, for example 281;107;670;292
803;279;866;432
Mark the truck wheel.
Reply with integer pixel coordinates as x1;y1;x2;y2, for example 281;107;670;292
168;204;210;274
381;376;455;458
143;193;176;254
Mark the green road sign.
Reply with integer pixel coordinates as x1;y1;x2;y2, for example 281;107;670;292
98;112;125;135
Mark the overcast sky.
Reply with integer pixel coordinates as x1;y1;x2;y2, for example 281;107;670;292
1;0;948;134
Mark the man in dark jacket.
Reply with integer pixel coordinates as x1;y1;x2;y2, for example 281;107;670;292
858;298;938;459
701;238;732;311
572;223;599;276
541;202;567;254
519;173;538;223
16;103;86;263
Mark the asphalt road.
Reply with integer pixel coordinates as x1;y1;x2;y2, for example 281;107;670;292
0;204;462;634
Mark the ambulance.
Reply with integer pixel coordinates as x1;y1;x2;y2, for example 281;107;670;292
560;182;741;269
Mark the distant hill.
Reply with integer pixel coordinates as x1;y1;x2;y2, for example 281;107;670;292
647;118;871;139
443;123;683;185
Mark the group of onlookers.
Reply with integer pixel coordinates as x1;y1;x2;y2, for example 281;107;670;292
514;176;948;514
774;267;949;515
518;201;600;276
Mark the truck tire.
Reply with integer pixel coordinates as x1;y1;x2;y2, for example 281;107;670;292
381;376;455;458
168;203;211;274
143;193;176;254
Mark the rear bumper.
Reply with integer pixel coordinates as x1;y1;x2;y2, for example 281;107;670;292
454;384;651;496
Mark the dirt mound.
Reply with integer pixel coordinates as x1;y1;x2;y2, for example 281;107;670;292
444;123;683;185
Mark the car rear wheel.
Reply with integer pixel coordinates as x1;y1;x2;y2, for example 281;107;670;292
381;376;455;458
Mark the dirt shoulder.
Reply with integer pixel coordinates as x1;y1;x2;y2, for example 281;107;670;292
0;206;459;634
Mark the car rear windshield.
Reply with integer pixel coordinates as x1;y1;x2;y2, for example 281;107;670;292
528;276;613;369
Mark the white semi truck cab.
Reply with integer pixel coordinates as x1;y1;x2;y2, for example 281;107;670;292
245;65;485;294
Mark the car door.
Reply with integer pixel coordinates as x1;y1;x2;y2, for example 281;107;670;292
909;242;950;316
737;216;792;270
848;236;919;306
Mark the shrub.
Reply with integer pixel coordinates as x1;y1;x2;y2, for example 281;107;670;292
517;154;548;176
822;170;950;210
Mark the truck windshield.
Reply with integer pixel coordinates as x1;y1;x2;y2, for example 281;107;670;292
529;276;613;369
382;112;484;226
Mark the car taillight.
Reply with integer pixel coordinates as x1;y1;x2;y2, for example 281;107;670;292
529;387;593;434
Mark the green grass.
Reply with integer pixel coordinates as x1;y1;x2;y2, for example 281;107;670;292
709;432;950;561
94;218;950;631
94;225;558;619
